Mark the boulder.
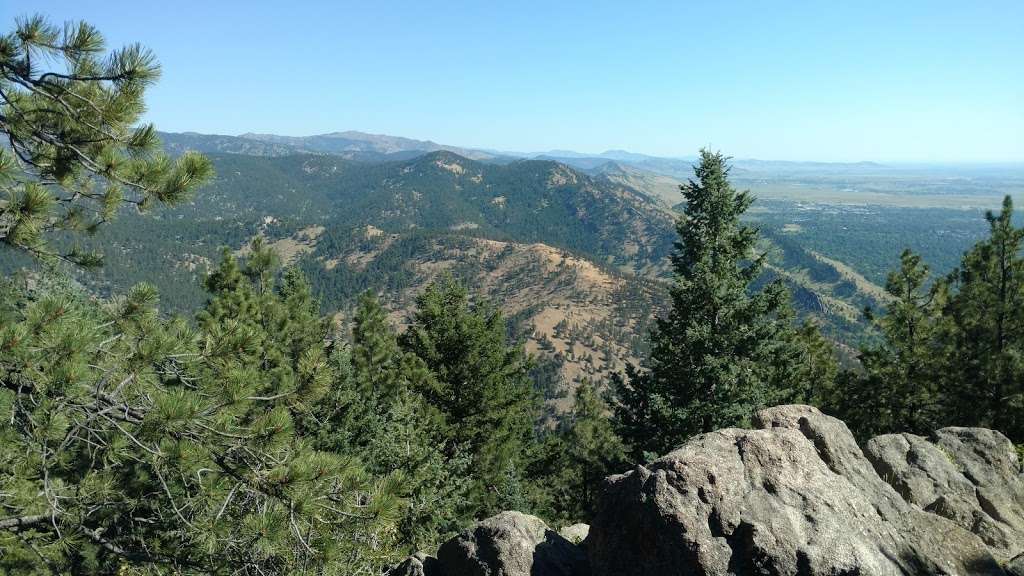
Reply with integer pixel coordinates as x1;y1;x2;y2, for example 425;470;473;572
866;427;1024;562
387;552;443;576
588;405;1005;576
437;511;589;576
558;523;590;545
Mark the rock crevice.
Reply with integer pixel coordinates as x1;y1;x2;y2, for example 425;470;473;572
390;405;1023;576
590;405;1014;576
865;427;1024;563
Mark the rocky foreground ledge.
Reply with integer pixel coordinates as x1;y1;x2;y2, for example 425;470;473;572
390;405;1024;576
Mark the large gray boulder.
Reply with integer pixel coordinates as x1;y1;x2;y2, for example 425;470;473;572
437;511;589;576
387;552;443;576
866;427;1024;562
558;523;590;545
588;405;1005;576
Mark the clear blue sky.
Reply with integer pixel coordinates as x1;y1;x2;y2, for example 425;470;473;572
5;1;1023;162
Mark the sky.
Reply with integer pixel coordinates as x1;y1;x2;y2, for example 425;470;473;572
4;1;1023;162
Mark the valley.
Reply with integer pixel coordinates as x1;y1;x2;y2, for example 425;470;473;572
2;130;1020;410
2;129;1015;407
3;7;1021;574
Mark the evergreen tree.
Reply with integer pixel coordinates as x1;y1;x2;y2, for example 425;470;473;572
944;196;1024;441
0;262;403;574
793;319;841;410
311;291;471;556
399;275;539;518
532;380;628;525
612;150;811;459
831;250;949;438
0;15;211;266
185;244;407;573
197;239;335;423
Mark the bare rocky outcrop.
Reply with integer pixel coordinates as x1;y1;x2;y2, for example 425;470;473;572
388;515;591;576
558;523;590;545
387;552;443;576
436;511;589;576
865;427;1024;563
1008;553;1024;576
588;405;1007;575
392;405;1022;576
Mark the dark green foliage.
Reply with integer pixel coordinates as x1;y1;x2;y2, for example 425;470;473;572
531;380;628;525
0;15;211;266
399;275;541;518
191;243;409;573
792;319;842;407
826;250;949;438
0;262;403;575
308;291;472;555
612;150;820;459
829;197;1024;444
751;200;1003;287
943;196;1024;441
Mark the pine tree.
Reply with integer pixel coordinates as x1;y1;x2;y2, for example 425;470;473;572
793;319;841;411
0;244;408;574
197;239;335;421
0;15;211;266
310;291;472;556
944;196;1024;441
399;275;540;518
832;250;949;438
612;150;811;459
532;380;628;525
193;243;411;574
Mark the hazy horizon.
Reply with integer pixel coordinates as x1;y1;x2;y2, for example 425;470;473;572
5;0;1023;163
165;129;1024;167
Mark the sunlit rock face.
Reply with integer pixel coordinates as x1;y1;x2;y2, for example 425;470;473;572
588;405;1008;576
389;405;1023;576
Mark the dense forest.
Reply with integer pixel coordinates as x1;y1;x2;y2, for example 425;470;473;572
1;15;1022;576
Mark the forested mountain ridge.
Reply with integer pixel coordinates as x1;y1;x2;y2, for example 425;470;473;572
30;140;888;346
304;229;665;412
240;130;501;160
49;147;680;303
147;144;679;271
1;137;887;384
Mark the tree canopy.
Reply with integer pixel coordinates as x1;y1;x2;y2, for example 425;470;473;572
0;15;211;266
611;150;826;459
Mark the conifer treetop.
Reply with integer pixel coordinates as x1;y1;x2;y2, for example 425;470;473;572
0;14;212;266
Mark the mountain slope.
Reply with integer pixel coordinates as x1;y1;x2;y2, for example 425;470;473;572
239;130;501;161
190;150;679;273
293;228;665;412
592;161;686;207
46;149;678;310
0;142;891;400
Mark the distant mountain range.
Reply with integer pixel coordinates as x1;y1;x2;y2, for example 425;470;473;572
159;130;500;162
157;130;890;179
239;131;502;161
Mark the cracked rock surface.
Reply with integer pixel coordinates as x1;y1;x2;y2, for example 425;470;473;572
865;427;1024;563
588;405;1008;576
436;511;589;576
